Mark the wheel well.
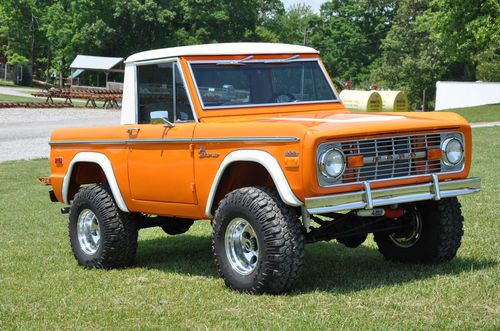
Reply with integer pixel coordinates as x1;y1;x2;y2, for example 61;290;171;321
68;162;108;202
211;161;274;215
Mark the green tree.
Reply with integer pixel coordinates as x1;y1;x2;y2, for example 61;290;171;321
1;0;287;84
260;4;316;45
422;0;500;81
0;0;48;84
370;0;443;109
310;0;395;86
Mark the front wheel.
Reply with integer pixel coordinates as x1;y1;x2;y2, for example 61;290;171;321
374;198;464;264
212;187;304;294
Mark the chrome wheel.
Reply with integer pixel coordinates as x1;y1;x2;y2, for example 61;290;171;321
225;218;259;275
389;206;422;248
77;209;101;255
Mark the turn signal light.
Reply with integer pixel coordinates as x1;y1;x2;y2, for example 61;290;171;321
54;157;64;167
427;148;442;160
38;177;51;186
347;155;364;168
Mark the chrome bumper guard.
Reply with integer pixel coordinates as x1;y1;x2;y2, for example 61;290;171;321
305;176;481;214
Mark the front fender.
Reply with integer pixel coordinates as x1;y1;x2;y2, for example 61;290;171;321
205;150;303;217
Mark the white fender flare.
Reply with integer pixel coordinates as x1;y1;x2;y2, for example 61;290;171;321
62;152;129;212
205;150;303;217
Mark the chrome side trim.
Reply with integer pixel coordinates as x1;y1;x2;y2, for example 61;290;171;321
50;140;128;145
193;137;299;143
305;177;481;214
49;136;300;145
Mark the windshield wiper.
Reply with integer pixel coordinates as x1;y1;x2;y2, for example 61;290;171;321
216;55;254;66
262;55;300;63
215;54;301;66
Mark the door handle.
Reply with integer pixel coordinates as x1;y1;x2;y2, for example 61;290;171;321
127;127;140;135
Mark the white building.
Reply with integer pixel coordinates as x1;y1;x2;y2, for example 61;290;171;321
435;81;500;110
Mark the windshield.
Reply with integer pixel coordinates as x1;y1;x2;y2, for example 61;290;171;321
190;60;338;108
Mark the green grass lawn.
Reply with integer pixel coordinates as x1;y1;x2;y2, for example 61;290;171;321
0;128;499;329
439;103;500;123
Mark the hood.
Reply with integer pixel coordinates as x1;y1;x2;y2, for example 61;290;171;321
202;110;469;140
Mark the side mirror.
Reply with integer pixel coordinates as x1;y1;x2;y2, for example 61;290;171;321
150;110;175;127
162;117;175;128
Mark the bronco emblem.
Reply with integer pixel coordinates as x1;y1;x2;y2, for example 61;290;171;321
198;146;220;159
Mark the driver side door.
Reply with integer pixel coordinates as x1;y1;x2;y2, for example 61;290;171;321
127;60;197;205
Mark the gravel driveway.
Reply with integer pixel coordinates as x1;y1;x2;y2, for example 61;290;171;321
0;108;120;163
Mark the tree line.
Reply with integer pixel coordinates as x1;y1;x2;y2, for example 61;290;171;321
1;0;498;109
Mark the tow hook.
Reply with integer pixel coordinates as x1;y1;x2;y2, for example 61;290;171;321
61;207;70;214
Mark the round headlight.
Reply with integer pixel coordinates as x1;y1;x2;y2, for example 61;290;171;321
442;137;464;166
319;148;345;178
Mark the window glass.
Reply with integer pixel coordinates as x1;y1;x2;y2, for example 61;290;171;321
137;62;194;124
137;63;174;124
174;63;194;121
190;61;336;108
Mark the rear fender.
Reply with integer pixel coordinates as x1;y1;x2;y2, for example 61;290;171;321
62;152;129;212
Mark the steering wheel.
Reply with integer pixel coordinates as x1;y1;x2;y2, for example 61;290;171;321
272;92;297;103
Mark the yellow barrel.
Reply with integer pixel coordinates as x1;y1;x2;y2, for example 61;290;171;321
339;90;382;112
378;90;408;112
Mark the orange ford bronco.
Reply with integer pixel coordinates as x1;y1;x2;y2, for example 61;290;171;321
47;43;480;294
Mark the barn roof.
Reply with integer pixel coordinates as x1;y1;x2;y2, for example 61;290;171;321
70;55;124;71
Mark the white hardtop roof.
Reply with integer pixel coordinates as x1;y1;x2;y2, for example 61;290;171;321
125;43;319;63
70;55;124;70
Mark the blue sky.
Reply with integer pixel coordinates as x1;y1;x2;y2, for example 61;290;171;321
281;0;327;12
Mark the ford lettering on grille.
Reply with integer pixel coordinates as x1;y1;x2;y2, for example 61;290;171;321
340;133;442;183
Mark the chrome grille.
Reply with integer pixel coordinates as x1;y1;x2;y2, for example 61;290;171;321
340;133;442;183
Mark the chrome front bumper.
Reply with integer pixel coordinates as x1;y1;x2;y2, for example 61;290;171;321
305;175;481;214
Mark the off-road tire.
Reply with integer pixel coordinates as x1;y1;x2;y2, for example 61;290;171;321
212;187;304;294
374;198;464;264
69;184;138;268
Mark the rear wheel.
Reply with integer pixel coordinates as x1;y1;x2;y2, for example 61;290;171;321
374;198;464;264
212;187;304;294
69;184;138;268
